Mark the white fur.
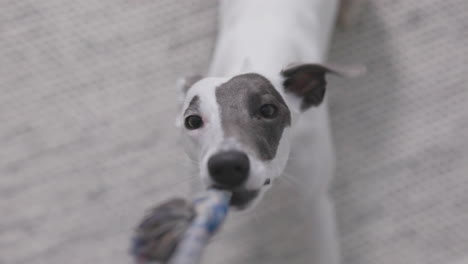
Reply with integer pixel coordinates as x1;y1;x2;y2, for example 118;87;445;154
178;0;341;263
209;0;338;77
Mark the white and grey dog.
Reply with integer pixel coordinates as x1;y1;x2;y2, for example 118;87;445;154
176;0;362;263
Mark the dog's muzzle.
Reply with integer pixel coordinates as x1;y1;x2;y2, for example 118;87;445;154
208;150;260;208
208;150;249;188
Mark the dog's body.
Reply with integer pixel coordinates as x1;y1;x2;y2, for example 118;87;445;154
177;0;348;263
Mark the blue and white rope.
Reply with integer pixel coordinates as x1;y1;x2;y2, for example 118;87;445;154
132;190;231;264
168;190;231;264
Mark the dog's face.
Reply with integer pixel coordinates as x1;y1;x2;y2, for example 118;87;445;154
176;64;344;209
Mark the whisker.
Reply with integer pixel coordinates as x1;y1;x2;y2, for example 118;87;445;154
177;162;197;169
277;153;304;163
182;156;200;165
277;175;297;187
175;175;201;184
281;172;302;186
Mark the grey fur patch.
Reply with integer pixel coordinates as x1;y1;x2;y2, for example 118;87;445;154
184;96;200;116
215;73;291;160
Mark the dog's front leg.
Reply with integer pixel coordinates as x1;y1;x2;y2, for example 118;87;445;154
299;195;341;264
286;157;341;264
284;99;341;264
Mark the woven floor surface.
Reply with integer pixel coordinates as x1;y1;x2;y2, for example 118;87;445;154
0;1;467;263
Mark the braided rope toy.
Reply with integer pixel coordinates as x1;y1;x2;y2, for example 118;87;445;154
131;190;232;264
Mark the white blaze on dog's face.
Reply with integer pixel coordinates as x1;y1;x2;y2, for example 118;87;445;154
176;64;348;209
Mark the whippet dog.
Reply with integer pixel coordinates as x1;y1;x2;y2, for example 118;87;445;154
176;0;362;263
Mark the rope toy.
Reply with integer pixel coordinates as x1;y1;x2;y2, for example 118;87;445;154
131;190;231;264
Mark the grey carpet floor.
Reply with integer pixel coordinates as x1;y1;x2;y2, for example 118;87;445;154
1;0;467;263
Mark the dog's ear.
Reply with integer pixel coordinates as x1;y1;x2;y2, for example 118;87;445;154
177;75;203;96
281;63;364;111
177;75;203;106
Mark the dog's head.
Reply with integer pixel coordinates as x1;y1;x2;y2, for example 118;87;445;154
176;63;357;209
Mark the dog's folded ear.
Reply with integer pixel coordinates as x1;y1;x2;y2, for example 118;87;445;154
177;75;204;96
177;75;203;105
281;63;365;111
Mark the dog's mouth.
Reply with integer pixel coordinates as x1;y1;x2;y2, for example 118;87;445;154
230;189;259;208
211;185;259;209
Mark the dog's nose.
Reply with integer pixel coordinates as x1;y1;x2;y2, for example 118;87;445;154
208;151;249;188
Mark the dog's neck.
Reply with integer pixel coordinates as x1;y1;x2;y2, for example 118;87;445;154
208;0;339;78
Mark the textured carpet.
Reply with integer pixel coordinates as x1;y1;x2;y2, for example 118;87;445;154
0;0;467;263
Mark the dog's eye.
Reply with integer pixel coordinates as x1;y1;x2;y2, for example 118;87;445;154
259;104;278;118
184;115;203;130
